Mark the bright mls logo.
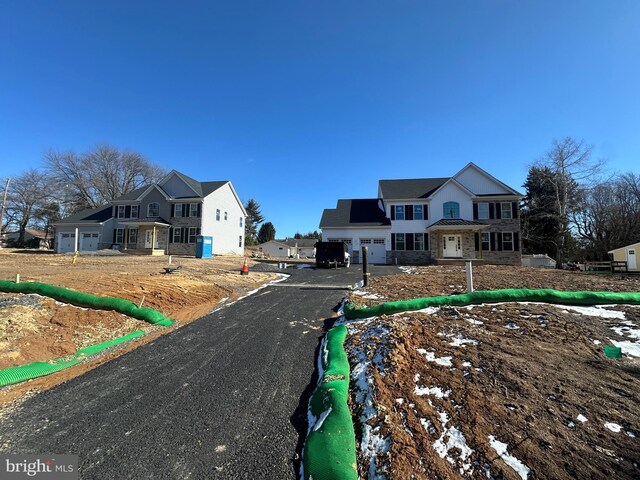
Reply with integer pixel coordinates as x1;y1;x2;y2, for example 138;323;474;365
0;455;78;479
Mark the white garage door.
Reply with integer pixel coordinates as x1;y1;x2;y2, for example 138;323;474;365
58;233;76;253
81;233;99;251
361;239;386;264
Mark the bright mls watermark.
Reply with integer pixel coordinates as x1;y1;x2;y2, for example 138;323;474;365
0;455;78;479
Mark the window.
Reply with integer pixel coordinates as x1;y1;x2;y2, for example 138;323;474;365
128;228;138;245
395;233;405;250
115;228;124;244
481;232;490;251
131;205;139;218
240;217;243;227
394;205;405;220
443;201;460;219
117;205;125;218
239;236;243;247
190;203;198;217
502;232;514;251
373;239;385;244
216;209;220;221
148;202;159;217
224;211;228;221
501;202;512;219
477;203;489;220
415;233;425;251
173;228;181;243
174;203;182;217
188;227;200;244
414;205;424;220
361;239;372;244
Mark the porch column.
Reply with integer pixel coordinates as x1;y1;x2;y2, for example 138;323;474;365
74;227;79;252
152;226;156;250
124;227;128;250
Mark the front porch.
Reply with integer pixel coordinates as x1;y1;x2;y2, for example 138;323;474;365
427;219;488;262
120;219;171;256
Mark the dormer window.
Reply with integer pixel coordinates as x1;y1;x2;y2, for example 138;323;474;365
148;202;160;217
443;201;460;219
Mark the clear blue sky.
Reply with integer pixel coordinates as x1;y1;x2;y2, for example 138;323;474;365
1;1;639;238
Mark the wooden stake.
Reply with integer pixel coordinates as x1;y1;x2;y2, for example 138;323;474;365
15;274;20;284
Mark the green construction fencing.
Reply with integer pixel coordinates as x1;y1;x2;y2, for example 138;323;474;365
0;330;145;387
0;279;174;326
344;288;640;320
302;324;358;480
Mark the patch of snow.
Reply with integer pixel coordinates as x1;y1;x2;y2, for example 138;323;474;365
462;361;472;367
422;351;453;366
605;422;622;433
448;335;479;347
611;323;640;340
396;398;404;405
609;339;640;357
414;385;451;398
488;435;530;480
464;317;484;325
627;430;636;438
553;305;626;320
420;418;436;435
413;306;441;315
353;280;364;289
566;420;575;428
592;339;601;345
399;266;417;274
577;414;588;423
433;410;474;472
504;322;520;330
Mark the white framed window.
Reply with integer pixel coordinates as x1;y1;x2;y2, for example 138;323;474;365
117;205;125;218
239;235;243;247
481;232;490;251
115;228;124;244
148;202;159;217
373;239;385;244
190;203;198;217
478;203;489;220
173;228;181;243
188;227;199;244
131;205;139;218
129;228;138;245
443;202;460;219
361;239;372;244
395;233;405;250
502;232;514;250
415;233;425;251
414;205;424;220
216;209;220;221
501;202;512;219
240;217;243;227
173;203;182;217
394;205;405;220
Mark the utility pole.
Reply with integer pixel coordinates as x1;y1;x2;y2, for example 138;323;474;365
0;178;9;246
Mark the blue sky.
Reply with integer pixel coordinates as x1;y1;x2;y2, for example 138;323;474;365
1;1;639;237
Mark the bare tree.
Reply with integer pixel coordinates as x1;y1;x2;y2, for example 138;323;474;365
45;144;166;212
3;169;56;245
534;137;604;266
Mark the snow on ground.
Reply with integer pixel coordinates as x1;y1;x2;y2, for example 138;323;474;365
488;435;530;480
433;409;474;474
605;422;622;433
577;414;588;423
417;348;453;367
552;304;627;319
351;290;385;300
447;334;479;347
608;320;640;357
399;266;417;274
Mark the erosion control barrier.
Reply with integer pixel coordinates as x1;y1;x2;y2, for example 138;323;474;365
0;330;145;387
344;288;640;320
0;279;174;326
303;324;358;480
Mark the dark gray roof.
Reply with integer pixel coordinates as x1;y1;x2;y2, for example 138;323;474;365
56;205;113;224
379;177;449;199
115;186;148;201
320;199;391;228
113;173;228;202
283;238;316;247
429;219;487;227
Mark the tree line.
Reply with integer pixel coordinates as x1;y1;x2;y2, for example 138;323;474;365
522;137;640;265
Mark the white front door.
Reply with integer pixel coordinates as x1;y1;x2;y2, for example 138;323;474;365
443;235;462;257
628;249;637;270
145;230;153;248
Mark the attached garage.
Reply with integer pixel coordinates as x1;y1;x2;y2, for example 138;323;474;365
81;233;100;251
360;238;386;264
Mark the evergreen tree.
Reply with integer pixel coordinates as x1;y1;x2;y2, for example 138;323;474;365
244;198;264;245
257;222;276;244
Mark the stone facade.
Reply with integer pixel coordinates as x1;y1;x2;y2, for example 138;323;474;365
430;230;476;259
386;250;435;265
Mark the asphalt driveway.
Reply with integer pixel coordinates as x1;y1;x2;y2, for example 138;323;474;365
0;264;398;479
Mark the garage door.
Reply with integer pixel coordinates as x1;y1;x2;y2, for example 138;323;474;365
58;233;76;253
360;239;386;264
81;233;99;251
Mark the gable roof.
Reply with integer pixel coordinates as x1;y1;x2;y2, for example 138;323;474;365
283;238;316;247
378;178;449;199
453;162;522;196
159;170;228;199
320;199;391;228
55;205;113;225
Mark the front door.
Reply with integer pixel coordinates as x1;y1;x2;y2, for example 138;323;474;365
145;230;153;249
443;235;462;257
628;248;637;270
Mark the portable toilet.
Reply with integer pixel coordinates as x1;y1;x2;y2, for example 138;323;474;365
195;235;213;258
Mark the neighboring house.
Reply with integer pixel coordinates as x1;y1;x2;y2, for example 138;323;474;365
55;170;246;256
258;238;317;258
3;229;50;248
319;163;522;265
608;242;639;272
522;254;556;269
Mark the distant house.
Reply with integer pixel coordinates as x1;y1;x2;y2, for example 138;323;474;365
54;170;246;256
608;242;639;272
258;238;317;258
320;163;522;265
3;229;50;249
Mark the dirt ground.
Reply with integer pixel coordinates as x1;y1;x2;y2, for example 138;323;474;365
346;265;640;479
0;249;275;403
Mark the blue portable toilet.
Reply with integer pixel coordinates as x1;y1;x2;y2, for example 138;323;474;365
195;235;213;258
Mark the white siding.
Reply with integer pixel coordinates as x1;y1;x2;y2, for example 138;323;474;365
201;183;245;255
455;166;511;195
259;241;291;258
429;182;473;223
386;202;430;234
